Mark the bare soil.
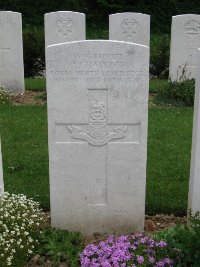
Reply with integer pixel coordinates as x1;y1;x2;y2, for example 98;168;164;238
9;90;45;106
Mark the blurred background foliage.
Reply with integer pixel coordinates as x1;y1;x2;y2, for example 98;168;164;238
1;0;200;32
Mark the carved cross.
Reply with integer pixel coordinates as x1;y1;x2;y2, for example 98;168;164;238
56;88;141;205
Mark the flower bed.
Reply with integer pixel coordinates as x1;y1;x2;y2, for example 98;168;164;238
0;192;46;267
81;232;182;267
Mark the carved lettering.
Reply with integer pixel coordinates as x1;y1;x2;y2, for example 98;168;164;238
49;52;146;83
65;209;126;215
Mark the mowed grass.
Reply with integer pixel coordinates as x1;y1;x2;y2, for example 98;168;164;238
0;105;49;209
25;78;46;91
0;104;193;214
25;78;168;93
146;107;193;215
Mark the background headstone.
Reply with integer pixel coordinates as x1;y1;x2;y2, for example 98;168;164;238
0;137;4;195
46;40;149;235
169;14;200;81
0;11;24;94
45;11;86;47
109;12;150;46
188;48;200;213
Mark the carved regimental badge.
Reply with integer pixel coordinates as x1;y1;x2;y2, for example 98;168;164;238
184;20;200;38
68;101;127;146
56;15;74;36
120;18;139;38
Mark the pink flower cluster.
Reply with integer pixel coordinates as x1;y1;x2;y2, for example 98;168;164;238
80;232;182;267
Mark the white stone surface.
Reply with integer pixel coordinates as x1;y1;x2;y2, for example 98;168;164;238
0;11;24;94
169;15;200;81
46;40;149;235
0;137;4;195
188;48;200;213
109;12;150;46
45;11;86;47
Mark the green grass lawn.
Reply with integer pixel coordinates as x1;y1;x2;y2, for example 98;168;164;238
25;78;46;91
0;105;49;209
0;104;193;215
25;78;168;93
146;107;193;215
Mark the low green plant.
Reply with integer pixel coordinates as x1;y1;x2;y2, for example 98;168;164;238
154;212;200;267
0;192;46;267
34;91;47;102
154;78;195;107
0;87;10;105
37;228;83;267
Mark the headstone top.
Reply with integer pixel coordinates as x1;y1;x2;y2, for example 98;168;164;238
45;11;86;47
46;11;85;16
109;12;150;46
0;11;24;94
173;14;200;17
47;40;149;89
169;14;200;81
48;39;149;48
0;11;21;14
172;15;200;39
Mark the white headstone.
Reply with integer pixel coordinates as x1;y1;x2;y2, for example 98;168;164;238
0;137;4;195
188;48;200;213
109;12;150;46
46;40;149;235
45;11;86;47
0;11;24;94
169;15;200;81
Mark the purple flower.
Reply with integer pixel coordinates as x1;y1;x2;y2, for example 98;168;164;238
80;232;181;267
149;256;155;263
137;255;144;264
157;240;167;247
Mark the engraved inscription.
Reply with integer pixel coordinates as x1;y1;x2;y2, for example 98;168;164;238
64;209;126;215
120;18;139;38
68;100;127;146
184;20;200;37
50;52;146;84
56;15;74;36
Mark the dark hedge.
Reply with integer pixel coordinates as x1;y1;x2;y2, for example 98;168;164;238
1;0;200;33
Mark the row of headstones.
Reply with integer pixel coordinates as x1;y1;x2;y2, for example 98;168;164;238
1;10;200;234
45;23;200;233
1;11;200;94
